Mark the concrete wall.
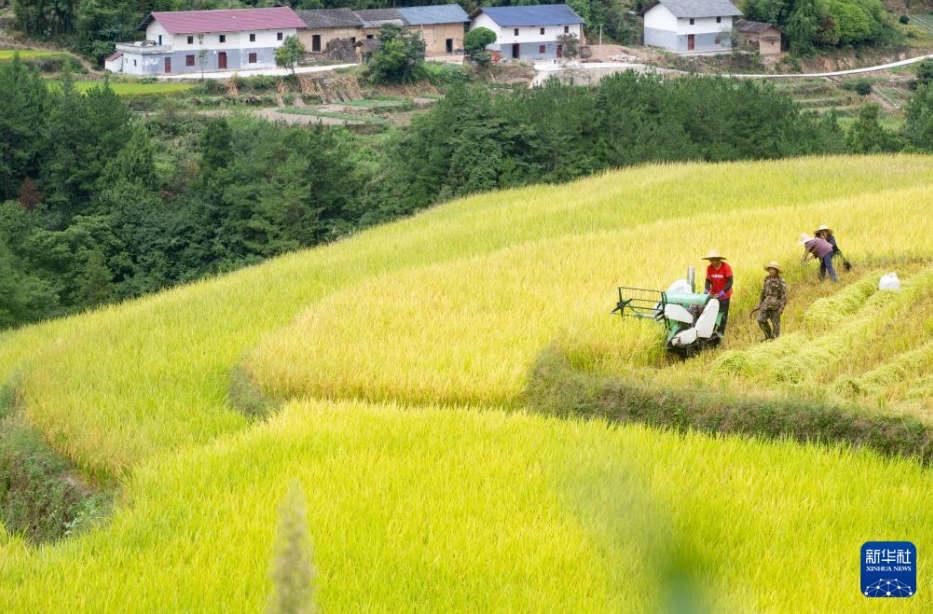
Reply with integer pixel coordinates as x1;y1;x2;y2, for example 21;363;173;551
119;51;164;75
145;21;172;46
691;31;731;51
643;27;679;50
298;26;359;54
119;45;280;74
759;30;781;54
644;5;677;31
470;13;502;41
174;47;278;72
496;41;569;60
145;22;298;50
104;55;123;73
645;29;732;52
413;22;466;55
298;22;467;58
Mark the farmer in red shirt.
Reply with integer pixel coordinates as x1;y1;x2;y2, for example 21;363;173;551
703;249;733;334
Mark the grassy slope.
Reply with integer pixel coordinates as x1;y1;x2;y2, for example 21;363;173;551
1;156;933;610
42;80;197;97
0;50;76;61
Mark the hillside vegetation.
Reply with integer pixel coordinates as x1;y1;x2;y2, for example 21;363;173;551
1;156;933;611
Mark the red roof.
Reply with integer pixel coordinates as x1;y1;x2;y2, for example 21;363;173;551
105;51;123;62
141;8;306;35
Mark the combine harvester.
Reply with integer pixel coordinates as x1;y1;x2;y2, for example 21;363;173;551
612;267;723;358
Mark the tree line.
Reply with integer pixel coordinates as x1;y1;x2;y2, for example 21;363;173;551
4;55;933;328
383;72;845;209
743;0;901;54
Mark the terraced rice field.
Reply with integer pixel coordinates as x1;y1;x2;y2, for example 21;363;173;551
1;156;932;612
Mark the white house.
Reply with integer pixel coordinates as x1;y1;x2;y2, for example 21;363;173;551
643;0;742;54
110;7;307;75
470;5;585;61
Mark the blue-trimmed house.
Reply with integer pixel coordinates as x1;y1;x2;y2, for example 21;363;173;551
470;5;585;61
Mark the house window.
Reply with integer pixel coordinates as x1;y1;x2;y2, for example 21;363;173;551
277;32;283;41
248;52;257;63
250;33;256;42
716;16;722;23
540;27;545;35
689;18;695;25
133;59;137;66
564;26;569;33
514;28;519;36
219;34;226;43
186;54;195;66
539;45;546;53
187;36;193;44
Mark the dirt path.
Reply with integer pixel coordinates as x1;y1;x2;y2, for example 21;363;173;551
255;107;360;125
181;107;360;125
533;51;933;88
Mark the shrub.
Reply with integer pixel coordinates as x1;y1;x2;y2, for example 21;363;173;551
0;410;111;544
422;62;466;88
363;24;426;85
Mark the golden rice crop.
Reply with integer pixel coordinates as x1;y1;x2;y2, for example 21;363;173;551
707;264;933;412
715;332;809;378
802;274;881;332
2;400;932;612
835;339;933;403
245;188;933;412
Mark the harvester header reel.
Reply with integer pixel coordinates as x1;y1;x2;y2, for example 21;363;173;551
610;287;666;321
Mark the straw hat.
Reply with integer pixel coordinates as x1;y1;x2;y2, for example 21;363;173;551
814;224;832;235
702;249;727;260
764;261;781;273
798;233;813;245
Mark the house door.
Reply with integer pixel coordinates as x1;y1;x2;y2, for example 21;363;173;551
446;38;453;53
312;35;321;53
218;52;227;69
164;57;171;73
687;34;695;51
511;43;520;59
557;44;563;58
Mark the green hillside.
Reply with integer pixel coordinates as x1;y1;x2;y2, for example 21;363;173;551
1;155;933;611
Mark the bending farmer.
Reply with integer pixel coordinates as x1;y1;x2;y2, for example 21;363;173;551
799;233;838;283
814;224;850;272
703;249;733;334
758;261;787;340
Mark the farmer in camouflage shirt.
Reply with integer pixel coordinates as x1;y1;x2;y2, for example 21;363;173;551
758;261;787;340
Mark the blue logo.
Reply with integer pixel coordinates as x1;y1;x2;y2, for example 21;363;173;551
862;541;916;597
